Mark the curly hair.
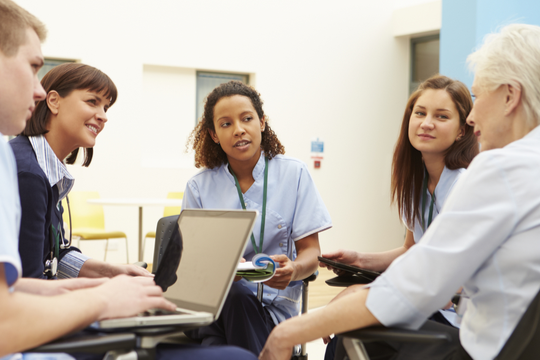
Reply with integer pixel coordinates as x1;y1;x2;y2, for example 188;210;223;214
187;81;285;169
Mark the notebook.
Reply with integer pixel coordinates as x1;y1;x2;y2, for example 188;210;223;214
92;209;258;329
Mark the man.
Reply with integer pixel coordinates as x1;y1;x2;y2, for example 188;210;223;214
0;1;178;356
0;2;256;360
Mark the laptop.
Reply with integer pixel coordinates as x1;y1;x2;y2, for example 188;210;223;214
92;209;258;329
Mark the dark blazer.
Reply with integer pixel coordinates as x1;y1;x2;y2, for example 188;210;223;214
9;135;81;279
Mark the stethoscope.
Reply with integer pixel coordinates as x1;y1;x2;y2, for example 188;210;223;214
43;196;72;278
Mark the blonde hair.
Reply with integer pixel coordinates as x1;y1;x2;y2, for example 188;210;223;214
468;24;540;128
0;0;46;57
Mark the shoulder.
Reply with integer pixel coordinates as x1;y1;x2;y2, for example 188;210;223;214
269;154;308;173
185;165;226;193
270;154;306;167
188;166;224;183
9;136;41;174
0;138;16;174
461;138;540;195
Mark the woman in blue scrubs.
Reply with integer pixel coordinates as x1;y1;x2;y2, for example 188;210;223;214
183;81;332;354
321;75;479;327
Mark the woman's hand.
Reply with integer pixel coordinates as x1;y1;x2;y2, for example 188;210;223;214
319;249;361;275
109;264;153;277
265;255;296;290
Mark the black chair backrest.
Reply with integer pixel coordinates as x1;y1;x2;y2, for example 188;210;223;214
495;286;540;360
152;215;182;292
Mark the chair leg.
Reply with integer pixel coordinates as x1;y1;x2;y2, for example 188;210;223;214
125;237;129;264
300;280;309;357
104;239;109;262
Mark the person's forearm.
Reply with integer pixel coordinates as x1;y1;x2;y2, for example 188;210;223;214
268;287;379;350
79;258;114;278
356;246;408;272
292;245;320;281
0;284;106;356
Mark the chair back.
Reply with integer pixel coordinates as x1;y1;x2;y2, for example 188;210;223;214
495;286;540;359
152;215;181;273
62;191;105;229
163;192;183;217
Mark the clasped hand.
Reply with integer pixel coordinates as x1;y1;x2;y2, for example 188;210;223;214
264;254;296;290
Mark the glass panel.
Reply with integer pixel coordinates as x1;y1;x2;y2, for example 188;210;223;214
413;39;439;83
196;72;248;124
38;59;73;80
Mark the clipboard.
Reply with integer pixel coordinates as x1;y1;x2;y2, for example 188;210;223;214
318;256;381;287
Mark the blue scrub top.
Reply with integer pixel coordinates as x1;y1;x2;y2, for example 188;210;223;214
183;153;332;324
404;166;466;243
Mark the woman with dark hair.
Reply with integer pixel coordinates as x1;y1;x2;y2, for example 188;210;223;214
183;80;332;354
321;74;478;330
10;63;150;279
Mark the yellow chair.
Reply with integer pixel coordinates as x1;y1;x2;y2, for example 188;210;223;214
142;192;183;258
62;191;129;263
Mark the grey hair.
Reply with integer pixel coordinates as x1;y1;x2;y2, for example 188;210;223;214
467;23;540;128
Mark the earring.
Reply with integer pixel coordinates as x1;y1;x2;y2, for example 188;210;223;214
456;136;462;141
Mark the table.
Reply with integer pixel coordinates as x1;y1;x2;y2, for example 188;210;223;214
87;198;183;262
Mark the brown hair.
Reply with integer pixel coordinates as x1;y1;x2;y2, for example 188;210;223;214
0;0;46;57
22;63;118;166
392;74;478;228
187;81;285;169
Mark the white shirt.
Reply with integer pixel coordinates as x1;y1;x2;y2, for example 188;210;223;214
367;125;540;360
0;134;22;287
402;166;466;327
28;135;74;202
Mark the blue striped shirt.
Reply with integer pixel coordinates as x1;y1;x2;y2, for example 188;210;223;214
28;135;89;278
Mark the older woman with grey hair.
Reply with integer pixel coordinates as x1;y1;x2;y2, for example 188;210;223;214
259;23;540;360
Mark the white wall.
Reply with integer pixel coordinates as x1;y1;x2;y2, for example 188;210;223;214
16;0;425;263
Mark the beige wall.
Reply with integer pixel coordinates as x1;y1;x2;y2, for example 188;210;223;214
16;0;439;263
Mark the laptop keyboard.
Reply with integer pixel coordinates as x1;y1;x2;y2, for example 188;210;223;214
140;309;190;316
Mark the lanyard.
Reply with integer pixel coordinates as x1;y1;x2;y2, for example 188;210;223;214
229;156;268;254
421;169;436;231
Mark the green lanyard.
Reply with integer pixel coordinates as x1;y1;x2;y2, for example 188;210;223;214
229;156;268;254
421;169;436;232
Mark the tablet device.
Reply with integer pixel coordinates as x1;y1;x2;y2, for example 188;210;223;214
318;256;381;281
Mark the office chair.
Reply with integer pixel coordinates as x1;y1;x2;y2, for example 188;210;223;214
62;191;129;263
151;215;317;360
338;285;540;360
143;192;183;260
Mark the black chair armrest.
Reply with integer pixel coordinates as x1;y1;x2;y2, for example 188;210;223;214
340;326;451;344
28;332;137;354
303;271;318;283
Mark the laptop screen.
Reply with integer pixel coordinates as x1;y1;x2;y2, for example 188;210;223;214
163;209;257;317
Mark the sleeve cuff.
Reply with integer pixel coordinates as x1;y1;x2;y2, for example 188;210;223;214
365;275;428;330
57;251;90;279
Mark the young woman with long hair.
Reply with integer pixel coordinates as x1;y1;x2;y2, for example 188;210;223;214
321;74;478;329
